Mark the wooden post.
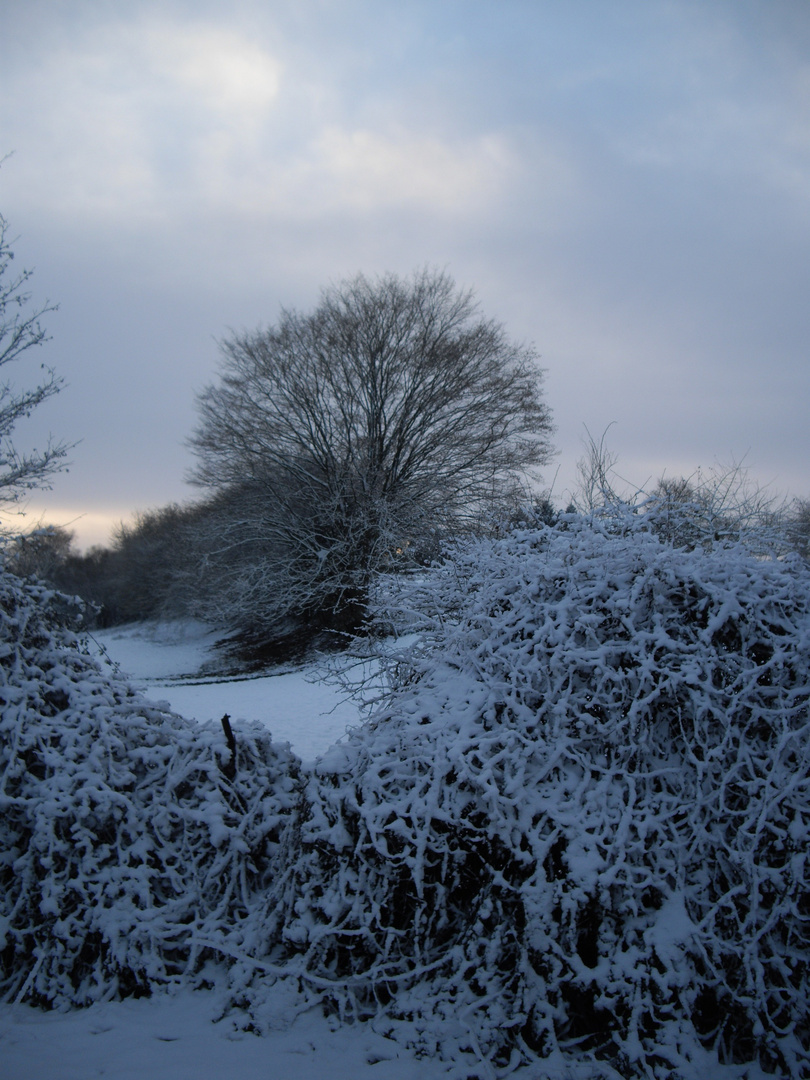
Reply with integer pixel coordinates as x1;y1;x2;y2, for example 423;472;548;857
220;713;236;780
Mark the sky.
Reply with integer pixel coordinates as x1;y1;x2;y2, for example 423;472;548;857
1;0;809;549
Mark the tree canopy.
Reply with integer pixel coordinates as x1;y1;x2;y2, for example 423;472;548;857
188;268;554;645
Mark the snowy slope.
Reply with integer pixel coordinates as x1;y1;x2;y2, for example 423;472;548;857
90;621;365;764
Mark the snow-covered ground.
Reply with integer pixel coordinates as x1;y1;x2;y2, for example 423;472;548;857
2;623;478;1080
89;620;368;764
1;989;475;1080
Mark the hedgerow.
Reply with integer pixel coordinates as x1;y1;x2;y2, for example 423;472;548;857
253;513;810;1077
0;571;299;1006
3;508;810;1078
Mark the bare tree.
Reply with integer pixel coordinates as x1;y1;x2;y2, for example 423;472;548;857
643;464;789;551
574;428;790;554
0;206;68;515
188;268;554;647
574;424;627;511
6;523;74;579
784;497;810;561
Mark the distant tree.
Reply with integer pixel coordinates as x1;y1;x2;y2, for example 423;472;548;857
105;504;198;623
573;429;790;555
0;206;68;516
37;504;204;627
642;465;790;554
6;523;74;579
188;268;554;652
50;544;122;626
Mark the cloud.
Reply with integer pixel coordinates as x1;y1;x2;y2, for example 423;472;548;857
13;506;132;551
143;23;281;117
2;8;582;229
220;125;530;221
597;8;810;219
172;123;527;222
4;0;809;548
1;15;283;219
307;127;513;213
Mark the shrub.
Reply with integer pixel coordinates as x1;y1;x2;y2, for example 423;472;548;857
258;513;810;1076
0;570;300;1006
5;510;810;1076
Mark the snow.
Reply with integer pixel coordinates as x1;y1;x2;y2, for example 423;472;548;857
90;621;365;765
3;511;810;1078
89;620;222;681
0;615;475;1079
0;989;470;1080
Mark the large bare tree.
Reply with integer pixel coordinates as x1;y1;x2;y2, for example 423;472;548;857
188;268;554;648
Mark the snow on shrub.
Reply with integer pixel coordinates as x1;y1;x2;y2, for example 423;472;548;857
254;513;810;1077
0;570;300;1007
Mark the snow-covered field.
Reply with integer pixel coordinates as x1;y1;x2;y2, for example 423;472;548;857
2;625;478;1080
90;620;368;765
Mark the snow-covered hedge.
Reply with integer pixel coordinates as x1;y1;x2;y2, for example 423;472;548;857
4;512;810;1077
0;571;299;1006
258;515;810;1077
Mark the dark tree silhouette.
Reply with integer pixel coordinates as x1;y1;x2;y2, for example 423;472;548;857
188;268;554;649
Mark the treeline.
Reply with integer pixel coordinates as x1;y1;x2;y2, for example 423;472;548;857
7;490;445;656
7;499;236;628
7;505;193;627
10;472;810;650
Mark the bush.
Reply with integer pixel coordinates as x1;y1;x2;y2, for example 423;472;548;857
0;569;300;1006
255;512;810;1076
4;510;810;1077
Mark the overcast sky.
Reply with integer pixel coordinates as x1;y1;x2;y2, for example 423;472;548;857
2;0;809;548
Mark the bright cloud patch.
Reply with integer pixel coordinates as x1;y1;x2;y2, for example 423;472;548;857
1;14;527;224
308;127;515;213
143;23;282;118
1;17;283;219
